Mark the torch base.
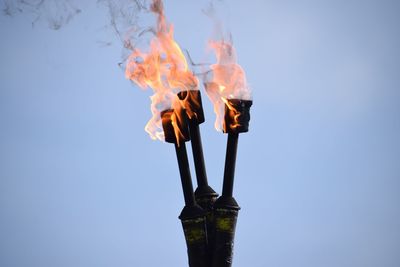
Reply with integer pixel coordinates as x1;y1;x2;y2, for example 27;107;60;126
195;185;218;205
194;185;218;266
179;204;206;220
210;196;240;267
211;207;239;267
213;195;240;211
179;205;208;267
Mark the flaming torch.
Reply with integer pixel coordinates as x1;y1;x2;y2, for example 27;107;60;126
204;40;253;267
178;89;218;264
125;1;209;266
161;108;208;267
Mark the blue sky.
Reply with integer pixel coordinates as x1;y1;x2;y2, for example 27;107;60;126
1;1;399;266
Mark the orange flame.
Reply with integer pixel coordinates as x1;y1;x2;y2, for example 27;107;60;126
223;98;241;131
125;0;198;142
178;90;202;121
204;40;252;131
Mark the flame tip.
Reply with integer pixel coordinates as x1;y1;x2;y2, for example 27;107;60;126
126;0;198;143
204;40;252;131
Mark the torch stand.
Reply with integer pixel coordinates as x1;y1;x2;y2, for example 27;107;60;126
161;109;208;267
211;99;252;267
178;90;218;265
175;142;209;267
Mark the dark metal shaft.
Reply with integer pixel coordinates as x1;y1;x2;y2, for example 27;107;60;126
222;133;239;197
175;142;208;267
187;119;218;267
174;142;196;206
211;133;240;267
188;120;208;188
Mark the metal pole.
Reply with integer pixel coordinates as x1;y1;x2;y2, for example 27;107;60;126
161;108;209;267
174;141;209;267
187;118;218;266
222;133;239;197
174;142;195;206
188;120;208;188
212;99;252;267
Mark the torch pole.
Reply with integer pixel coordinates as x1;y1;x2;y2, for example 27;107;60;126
188;119;218;202
174;141;209;267
211;99;252;267
188;121;208;189
161;109;208;267
222;133;239;197
174;141;195;207
188;119;218;265
178;90;218;265
211;133;241;267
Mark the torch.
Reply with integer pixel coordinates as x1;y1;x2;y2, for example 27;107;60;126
161;108;209;267
211;98;252;267
177;90;218;264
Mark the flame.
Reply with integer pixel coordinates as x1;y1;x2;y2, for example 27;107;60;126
222;98;241;131
171;110;187;144
203;40;252;131
125;0;198;142
160;109;187;145
179;90;201;121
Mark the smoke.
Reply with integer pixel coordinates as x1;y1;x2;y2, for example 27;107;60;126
98;0;148;47
0;0;150;43
1;0;160;64
2;0;82;30
202;1;231;44
97;0;153;68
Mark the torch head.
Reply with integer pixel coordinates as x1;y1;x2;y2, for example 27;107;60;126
177;90;205;125
223;99;253;134
161;109;190;145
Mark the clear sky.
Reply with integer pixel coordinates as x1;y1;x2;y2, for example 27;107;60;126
1;1;399;266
